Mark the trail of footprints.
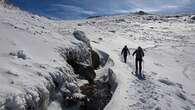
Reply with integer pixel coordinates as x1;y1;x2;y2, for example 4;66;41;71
127;74;195;110
128;76;163;110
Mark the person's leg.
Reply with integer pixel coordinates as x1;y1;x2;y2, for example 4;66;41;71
135;59;138;75
139;60;142;76
124;55;127;63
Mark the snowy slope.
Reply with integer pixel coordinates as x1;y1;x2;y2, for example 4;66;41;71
0;4;91;110
69;15;195;109
1;3;195;110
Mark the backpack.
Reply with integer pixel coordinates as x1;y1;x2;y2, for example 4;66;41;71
136;48;143;59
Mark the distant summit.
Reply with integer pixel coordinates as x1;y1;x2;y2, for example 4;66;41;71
134;11;149;15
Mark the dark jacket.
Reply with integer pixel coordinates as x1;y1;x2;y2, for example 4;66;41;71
121;46;130;56
133;47;144;60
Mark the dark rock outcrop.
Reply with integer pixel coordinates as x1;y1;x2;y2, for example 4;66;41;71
87;16;102;19
73;30;90;47
91;50;100;70
134;11;149;15
80;81;112;110
191;15;195;20
9;50;27;60
67;59;96;84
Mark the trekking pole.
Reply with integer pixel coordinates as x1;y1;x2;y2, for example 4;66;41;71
133;55;135;73
142;59;144;73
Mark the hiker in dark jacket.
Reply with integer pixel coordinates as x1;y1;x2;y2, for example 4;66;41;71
121;45;130;63
132;46;144;76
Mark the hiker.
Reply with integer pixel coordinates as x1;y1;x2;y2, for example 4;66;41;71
132;46;144;76
121;45;130;63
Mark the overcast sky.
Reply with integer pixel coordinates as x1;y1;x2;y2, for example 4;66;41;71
8;0;195;20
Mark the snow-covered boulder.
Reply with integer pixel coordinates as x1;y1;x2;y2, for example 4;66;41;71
9;50;28;60
191;15;195;20
73;30;91;47
16;50;27;60
91;50;100;69
58;44;92;66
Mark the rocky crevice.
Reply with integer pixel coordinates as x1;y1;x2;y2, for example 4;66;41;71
1;30;117;110
57;30;117;110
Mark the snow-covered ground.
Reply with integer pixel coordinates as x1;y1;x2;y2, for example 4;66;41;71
1;3;195;110
0;4;90;110
76;15;195;110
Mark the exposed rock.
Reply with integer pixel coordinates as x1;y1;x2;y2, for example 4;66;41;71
17;50;27;60
91;50;100;69
107;68;117;92
115;19;125;23
191;15;195;20
62;48;95;84
134;11;149;15
80;81;112;110
6;70;19;77
73;30;90;47
98;37;103;41
95;50;110;67
91;21;96;24
176;92;186;100
59;45;91;65
109;30;116;33
77;23;82;26
67;59;96;84
9;52;16;56
9;50;27;60
87;16;102;19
